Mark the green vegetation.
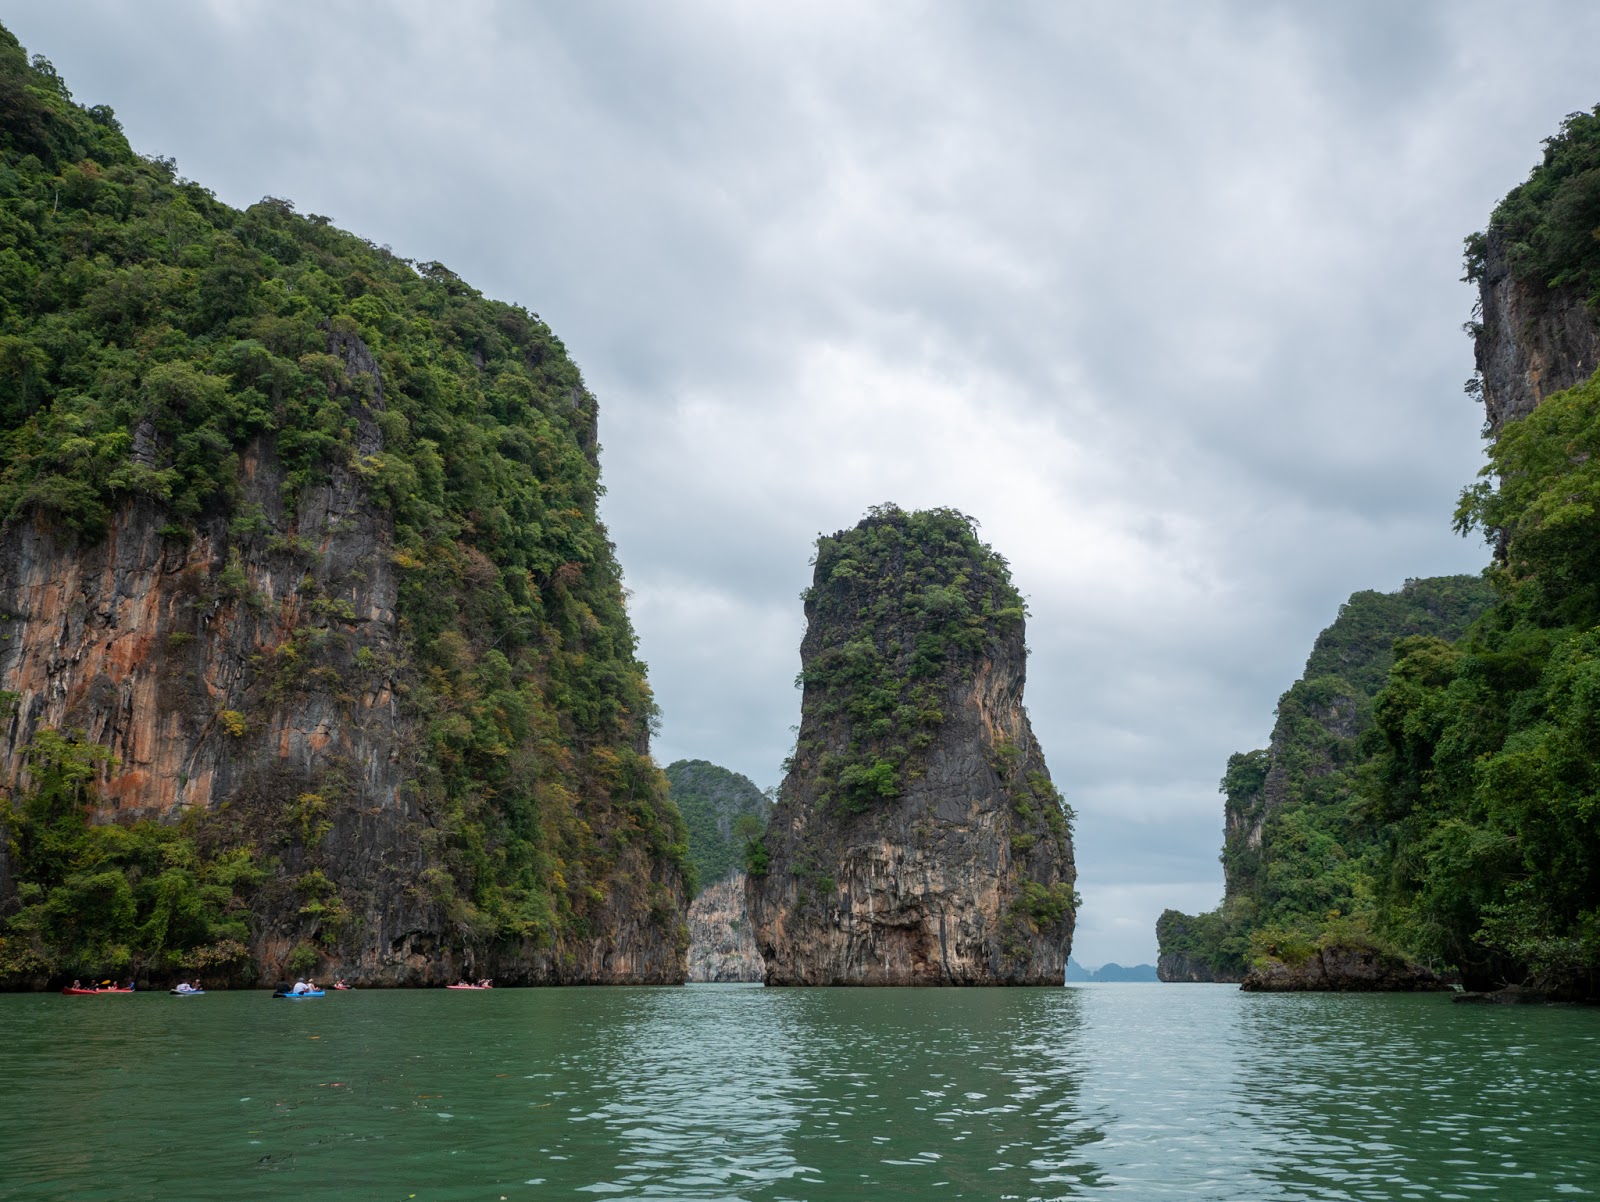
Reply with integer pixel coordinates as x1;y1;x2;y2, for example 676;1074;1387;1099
1169;108;1600;996
0;724;261;980
1159;578;1493;980
663;759;770;893
1463;104;1600;305
796;504;1026;811
0;27;687;976
1368;367;1600;992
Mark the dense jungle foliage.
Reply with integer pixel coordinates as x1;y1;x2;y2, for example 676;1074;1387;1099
1167;109;1600;996
0;28;687;980
794;505;1027;812
0;711;261;981
1360;114;1600;996
1159;578;1493;981
1463;104;1600;305
663;759;769;892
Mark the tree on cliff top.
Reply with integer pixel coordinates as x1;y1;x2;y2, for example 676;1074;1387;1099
1466;104;1600;304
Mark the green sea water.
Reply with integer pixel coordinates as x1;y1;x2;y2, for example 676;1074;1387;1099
1;983;1595;1201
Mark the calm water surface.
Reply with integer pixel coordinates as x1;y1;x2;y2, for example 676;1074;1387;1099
1;983;1595;1200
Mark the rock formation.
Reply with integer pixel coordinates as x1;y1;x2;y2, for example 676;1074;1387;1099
666;759;770;890
1240;940;1451;993
1474;228;1600;436
0;33;688;987
686;873;764;982
746;505;1076;986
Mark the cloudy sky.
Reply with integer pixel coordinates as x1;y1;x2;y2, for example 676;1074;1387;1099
12;1;1600;965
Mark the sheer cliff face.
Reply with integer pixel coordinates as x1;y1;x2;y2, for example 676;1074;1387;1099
0;326;687;986
746;508;1076;986
1475;229;1600;435
0;30;694;988
687;873;763;983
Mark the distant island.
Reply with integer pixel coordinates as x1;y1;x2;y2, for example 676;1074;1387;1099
1064;958;1158;982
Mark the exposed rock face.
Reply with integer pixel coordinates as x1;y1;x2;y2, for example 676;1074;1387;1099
0;327;687;987
1240;941;1451;993
687;873;763;983
1157;951;1236;983
1475;229;1600;435
747;507;1076;986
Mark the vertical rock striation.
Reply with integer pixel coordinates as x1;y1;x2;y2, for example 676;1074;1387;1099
686;873;764;982
747;506;1076;986
1473;229;1600;435
0;325;687;986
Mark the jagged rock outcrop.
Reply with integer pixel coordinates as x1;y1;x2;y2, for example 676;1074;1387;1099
1156;951;1234;983
1240;940;1450;993
746;506;1076;986
687;873;763;982
1475;228;1600;435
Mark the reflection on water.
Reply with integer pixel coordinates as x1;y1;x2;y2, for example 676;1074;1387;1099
579;986;806;1195
1;984;1596;1200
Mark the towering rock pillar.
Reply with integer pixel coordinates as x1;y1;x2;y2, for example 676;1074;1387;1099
746;505;1076;985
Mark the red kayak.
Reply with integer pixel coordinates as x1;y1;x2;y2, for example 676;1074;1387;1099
62;987;133;995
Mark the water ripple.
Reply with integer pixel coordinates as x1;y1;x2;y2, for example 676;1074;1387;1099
0;984;1595;1199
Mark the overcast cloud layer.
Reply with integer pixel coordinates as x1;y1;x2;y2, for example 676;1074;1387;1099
11;0;1599;965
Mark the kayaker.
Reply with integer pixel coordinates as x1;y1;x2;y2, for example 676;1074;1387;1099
72;979;82;990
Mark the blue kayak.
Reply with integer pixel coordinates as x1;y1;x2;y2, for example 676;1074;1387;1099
170;988;205;996
274;990;325;999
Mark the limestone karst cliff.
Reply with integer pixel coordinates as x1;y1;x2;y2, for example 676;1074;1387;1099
1159;106;1600;997
0;30;688;987
666;759;770;891
1472;228;1600;435
746;506;1076;986
1154;578;1492;984
686;873;764;983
